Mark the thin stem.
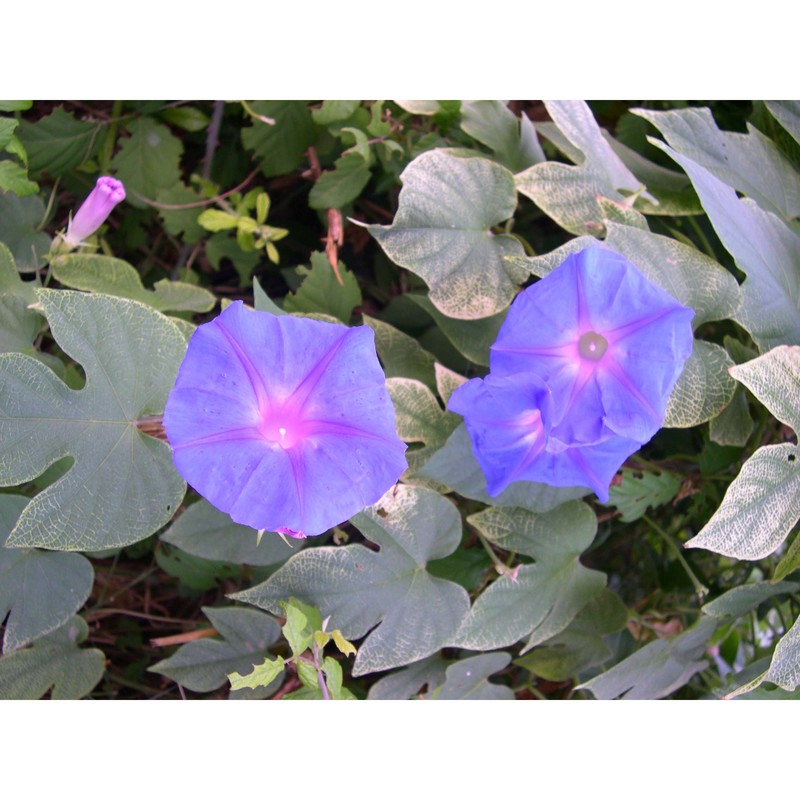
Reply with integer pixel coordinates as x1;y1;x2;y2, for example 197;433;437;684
686;216;717;260
202;101;226;181
473;527;510;573
311;643;331;700
643;515;709;599
99;100;124;174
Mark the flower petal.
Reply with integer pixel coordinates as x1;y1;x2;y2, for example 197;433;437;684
164;301;407;536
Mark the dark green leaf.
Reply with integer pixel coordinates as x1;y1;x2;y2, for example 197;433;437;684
112;117;183;207
0;495;94;652
161;499;302;566
150;606;282;694
283;252;362;324
0;616;104;699
241;101;317;178
309;153;371;209
17;107;99;176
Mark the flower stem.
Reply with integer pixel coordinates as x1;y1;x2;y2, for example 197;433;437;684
643;515;709;599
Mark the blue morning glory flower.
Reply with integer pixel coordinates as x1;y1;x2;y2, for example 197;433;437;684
163;301;408;537
449;247;694;502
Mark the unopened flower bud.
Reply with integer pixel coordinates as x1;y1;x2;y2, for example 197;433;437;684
63;176;126;247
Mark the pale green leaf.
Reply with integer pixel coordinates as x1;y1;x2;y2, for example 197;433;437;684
453;502;605;652
418;423;587;513
634;107;800;219
652;139;800;350
232;484;471;676
309;153;371;210
51;254;215;313
362;315;436;390
241;101;317;178
394;100;441;115
729;345;800;435
1;290;187;551
765;613;800;690
460;101;544;172
161;499;302;566
515;589;628;682
606;469;681;523
197;209;240;232
579;617;717;700
424;652;513;700
17;108;99;176
112;117;183;207
330;630;357;658
685;443;800;559
0;160;38;196
367;654;448;699
368;149;526;319
228;656;286;692
664;340;737;428
709;385;754;447
283;252;362;324
0;495;93;653
150;606;282;694
0;615;104;699
282;602;312;656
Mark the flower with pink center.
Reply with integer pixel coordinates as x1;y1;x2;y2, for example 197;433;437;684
63;176;126;247
449;247;694;501
163;301;408;536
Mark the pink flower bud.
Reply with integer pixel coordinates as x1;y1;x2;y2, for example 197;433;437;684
64;176;126;247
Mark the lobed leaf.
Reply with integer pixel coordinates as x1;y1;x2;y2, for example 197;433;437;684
150;606;282;694
423;652;514;700
0;495;94;653
453;502;605;652
231;484;470;676
0;616;104;699
0;290;187;551
652;139;800;350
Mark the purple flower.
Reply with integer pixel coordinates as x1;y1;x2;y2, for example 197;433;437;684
163;301;407;537
449;247;694;502
63;176;126;247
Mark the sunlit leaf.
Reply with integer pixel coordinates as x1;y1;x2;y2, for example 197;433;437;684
368;149;526;319
664;340;736;428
